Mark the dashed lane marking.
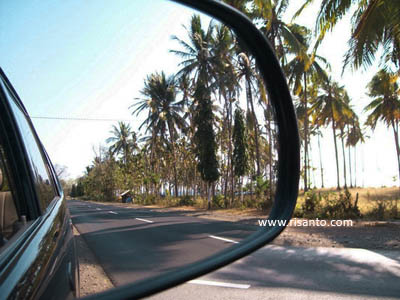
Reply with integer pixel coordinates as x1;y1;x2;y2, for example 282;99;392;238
208;235;239;244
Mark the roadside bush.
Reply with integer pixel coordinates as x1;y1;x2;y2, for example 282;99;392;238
178;195;195;206
293;202;303;218
366;199;399;220
213;194;225;208
296;189;361;220
321;189;361;219
140;194;156;205
301;190;321;216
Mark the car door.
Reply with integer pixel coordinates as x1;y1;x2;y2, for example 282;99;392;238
0;69;78;300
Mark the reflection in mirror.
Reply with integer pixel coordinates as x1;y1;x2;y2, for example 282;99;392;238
1;0;278;296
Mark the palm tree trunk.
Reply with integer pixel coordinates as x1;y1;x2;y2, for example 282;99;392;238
268;117;273;204
207;182;211;210
167;122;179;198
303;73;309;191
224;156;229;204
332;119;341;190
391;120;400;187
348;142;353;188
340;128;347;189
318;133;324;188
229;100;235;206
240;177;244;204
354;145;357;187
246;77;261;176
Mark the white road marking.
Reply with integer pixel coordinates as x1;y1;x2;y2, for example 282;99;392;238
189;279;250;289
208;235;239;244
96;208;101;211
135;218;153;223
109;211;118;215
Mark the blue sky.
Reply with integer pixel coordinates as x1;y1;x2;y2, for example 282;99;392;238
1;0;396;188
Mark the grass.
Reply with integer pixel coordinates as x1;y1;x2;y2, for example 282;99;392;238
297;186;400;219
80;186;400;220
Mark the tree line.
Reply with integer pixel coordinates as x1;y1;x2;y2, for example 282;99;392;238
74;0;400;208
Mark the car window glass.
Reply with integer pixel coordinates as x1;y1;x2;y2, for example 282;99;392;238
0;143;20;247
2;85;56;211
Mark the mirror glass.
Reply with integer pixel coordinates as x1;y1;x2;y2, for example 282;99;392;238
1;0;279;295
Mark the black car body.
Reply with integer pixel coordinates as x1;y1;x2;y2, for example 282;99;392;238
0;68;79;299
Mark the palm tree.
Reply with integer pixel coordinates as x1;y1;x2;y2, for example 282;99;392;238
131;72;186;197
346;118;364;187
237;52;262;176
285;25;329;191
106;122;135;165
295;0;400;71
311;77;353;190
251;0;308;65
336;91;356;189
170;15;217;89
364;69;400;186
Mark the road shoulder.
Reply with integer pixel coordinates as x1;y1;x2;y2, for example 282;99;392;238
73;226;114;297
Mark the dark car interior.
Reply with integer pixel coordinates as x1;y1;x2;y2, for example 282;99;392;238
0;145;19;246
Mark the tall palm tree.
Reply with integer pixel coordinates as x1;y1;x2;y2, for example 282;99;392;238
106;122;135;165
237;52;262;176
295;0;400;71
251;0;308;65
346;118;364;187
211;23;238;205
285;25;329;191
170;15;217;89
336;91;355;189
311;77;353;190
364;69;400;185
131;72;186;197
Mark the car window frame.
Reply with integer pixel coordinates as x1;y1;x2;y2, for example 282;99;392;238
0;71;60;214
0;69;63;261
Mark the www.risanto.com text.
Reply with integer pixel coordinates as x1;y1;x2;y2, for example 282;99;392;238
258;218;354;227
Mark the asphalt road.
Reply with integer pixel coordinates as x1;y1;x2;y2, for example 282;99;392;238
68;200;400;299
68;200;257;285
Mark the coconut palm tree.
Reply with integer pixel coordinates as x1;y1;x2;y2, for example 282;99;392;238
236;52;262;176
106;122;135;165
251;0;308;65
131;72;187;197
336;91;356;189
346;117;364;187
170;15;218;89
295;0;400;71
311;77;353;190
364;69;400;185
285;25;329;191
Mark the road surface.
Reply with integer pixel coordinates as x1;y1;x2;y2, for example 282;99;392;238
68;200;400;299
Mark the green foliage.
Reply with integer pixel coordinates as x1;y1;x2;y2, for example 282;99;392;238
299;189;361;219
70;184;77;197
233;107;248;177
255;176;269;196
212;194;225;208
302;189;321;215
141;194;156;205
364;69;400;130
366;200;399;220
193;86;220;183
178;195;195;206
76;181;84;197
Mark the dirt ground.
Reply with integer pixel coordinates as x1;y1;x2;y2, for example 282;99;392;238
73;227;114;297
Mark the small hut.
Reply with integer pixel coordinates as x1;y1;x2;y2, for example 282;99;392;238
120;190;133;203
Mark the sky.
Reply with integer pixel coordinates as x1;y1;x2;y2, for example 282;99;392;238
0;0;397;188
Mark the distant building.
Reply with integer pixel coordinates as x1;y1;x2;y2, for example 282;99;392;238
120;190;133;203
